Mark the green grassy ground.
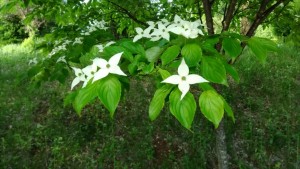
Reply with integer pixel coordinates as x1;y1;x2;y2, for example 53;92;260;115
0;44;299;168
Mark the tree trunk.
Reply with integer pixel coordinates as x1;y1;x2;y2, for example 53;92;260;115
216;120;228;169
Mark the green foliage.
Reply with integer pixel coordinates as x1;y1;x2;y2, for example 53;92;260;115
0;14;28;45
97;75;122;117
181;43;202;67
222;37;242;58
161;45;181;66
145;46;164;62
201;56;227;85
149;84;173;121
73;81;100;115
169;88;196;130
247;37;278;63
199;90;224;128
0;0;293;141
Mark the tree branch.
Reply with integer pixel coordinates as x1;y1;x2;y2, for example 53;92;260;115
202;0;215;35
264;1;289;24
229;0;292;64
246;0;284;37
107;0;147;27
222;0;238;32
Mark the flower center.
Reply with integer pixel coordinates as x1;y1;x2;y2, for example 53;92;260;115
181;76;186;81
106;64;110;68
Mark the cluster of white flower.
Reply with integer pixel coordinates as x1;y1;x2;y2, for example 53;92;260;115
56;56;67;63
80;19;108;36
133;15;205;42
71;52;126;90
95;41;115;52
28;57;38;65
48;40;72;58
73;37;83;45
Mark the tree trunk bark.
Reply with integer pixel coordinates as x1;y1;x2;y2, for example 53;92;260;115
216;120;229;169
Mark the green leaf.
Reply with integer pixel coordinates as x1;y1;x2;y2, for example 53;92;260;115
201;57;227;85
169;89;196;130
73;81;101;115
198;83;235;122
200;36;219;54
128;62;138;75
158;69;171;80
149;85;173;121
161;45;181;65
145;46;163;62
120;40;145;57
64;91;78;107
181;43;202;66
223;63;240;83
222;37;242;58
0;0;18;13
103;46;133;62
247;37;278;63
199;90;224;128
198;83;215;91
198;84;235;122
142;62;154;74
221;96;235;122
98;76;122;117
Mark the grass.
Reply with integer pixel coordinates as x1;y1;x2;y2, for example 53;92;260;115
0;43;299;168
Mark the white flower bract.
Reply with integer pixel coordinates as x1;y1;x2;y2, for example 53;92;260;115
93;52;127;82
162;59;208;100
71;67;86;90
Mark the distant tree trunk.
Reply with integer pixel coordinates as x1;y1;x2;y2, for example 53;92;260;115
240;3;250;35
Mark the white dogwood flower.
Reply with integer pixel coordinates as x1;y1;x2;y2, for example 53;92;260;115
28;57;38;65
57;56;67;63
168;15;205;39
71;67;86;90
73;37;83;45
92;52;126;82
105;41;115;47
150;22;170;41
133;26;153;42
162;59;208;100
96;41;115;52
81;64;98;87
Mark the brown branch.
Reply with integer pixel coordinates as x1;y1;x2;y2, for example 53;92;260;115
107;0;147;27
202;0;215;35
264;1;289;24
246;0;284;37
229;0;291;64
222;0;238;32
